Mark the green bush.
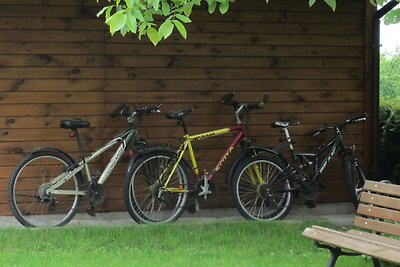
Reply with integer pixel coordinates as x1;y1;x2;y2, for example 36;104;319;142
378;53;400;184
378;104;400;184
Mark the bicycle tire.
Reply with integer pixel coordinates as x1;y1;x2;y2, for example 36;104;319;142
231;156;293;221
8;149;82;227
344;159;366;207
124;150;189;224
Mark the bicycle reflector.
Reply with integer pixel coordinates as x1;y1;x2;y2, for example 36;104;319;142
69;132;75;138
127;150;134;157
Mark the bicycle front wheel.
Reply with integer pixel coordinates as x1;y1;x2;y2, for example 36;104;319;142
124;150;189;224
232;156;293;221
344;159;366;207
8;149;82;227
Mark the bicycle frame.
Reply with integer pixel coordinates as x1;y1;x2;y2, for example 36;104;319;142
45;128;138;196
162;124;245;192
293;133;345;182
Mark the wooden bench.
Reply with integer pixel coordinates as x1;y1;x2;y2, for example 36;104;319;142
302;180;400;267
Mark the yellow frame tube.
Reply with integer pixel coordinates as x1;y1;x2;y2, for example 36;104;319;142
163;127;233;191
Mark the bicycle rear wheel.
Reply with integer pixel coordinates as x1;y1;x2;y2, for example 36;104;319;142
344;159;366;207
124;150;189;224
232;156;293;221
8;149;82;227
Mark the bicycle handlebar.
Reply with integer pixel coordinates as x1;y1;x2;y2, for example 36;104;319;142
110;103;162;122
220;92;269;111
311;113;367;136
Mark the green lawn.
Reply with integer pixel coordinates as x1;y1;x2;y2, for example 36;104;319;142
0;221;372;267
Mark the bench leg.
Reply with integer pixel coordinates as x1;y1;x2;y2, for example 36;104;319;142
326;247;340;267
372;258;381;267
314;242;360;267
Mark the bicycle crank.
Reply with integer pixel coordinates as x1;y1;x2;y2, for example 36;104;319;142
194;175;215;202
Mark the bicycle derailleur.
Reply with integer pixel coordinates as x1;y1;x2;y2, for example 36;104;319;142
188;172;216;214
86;170;106;217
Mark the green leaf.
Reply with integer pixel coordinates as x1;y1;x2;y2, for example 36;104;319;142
208;0;217;13
384;9;400;24
176;14;192;23
161;0;171;16
134;9;144;21
121;25;128;36
109;12;127;34
96;5;109;17
323;0;336;11
183;3;194;17
173;19;187;39
152;0;161;11
126;11;137;33
219;1;230;14
105;6;115;23
159;20;174;39
309;0;317;7
147;27;160;46
125;0;134;9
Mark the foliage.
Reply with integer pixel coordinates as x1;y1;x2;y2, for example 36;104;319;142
379;53;400;184
0;221;368;267
371;0;400;25
96;0;338;45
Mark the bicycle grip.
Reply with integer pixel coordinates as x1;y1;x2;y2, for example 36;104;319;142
110;104;129;117
220;92;236;105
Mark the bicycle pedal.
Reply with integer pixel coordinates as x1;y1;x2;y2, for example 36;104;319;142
86;206;96;217
304;200;316;209
187;204;197;214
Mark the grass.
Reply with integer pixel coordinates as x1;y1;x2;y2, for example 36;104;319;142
0;221;372;267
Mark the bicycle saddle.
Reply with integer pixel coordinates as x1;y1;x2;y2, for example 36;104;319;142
60;119;90;130
271;120;300;128
165;108;194;120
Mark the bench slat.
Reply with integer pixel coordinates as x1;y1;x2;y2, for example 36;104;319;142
364;181;400;197
302;227;400;264
347;229;400;248
357;203;400;223
354;216;400;236
360;192;400;211
310;226;400;251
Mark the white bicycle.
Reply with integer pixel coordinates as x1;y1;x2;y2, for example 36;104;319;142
8;103;161;227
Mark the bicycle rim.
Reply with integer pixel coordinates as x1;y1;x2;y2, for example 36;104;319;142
9;154;81;227
234;158;292;220
128;154;188;223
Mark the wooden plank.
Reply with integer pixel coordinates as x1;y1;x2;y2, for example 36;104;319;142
359;193;400;212
353;216;400;237
347;230;400;248
302;227;400;264
104;79;364;92
357;204;400;223
363;180;400;197
309;226;400;251
103;55;363;69
104;67;364;80
0;67;104;79
0;55;105;67
104;91;363;103
0;79;104;92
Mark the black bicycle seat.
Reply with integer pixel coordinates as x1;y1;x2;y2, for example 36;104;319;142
271;120;300;128
60;119;90;130
165;108;194;120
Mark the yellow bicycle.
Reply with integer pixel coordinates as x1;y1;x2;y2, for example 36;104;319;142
123;92;293;224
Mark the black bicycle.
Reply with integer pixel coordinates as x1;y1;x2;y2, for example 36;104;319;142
231;113;367;220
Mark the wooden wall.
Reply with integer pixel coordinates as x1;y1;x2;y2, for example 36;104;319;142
0;0;373;215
